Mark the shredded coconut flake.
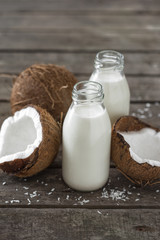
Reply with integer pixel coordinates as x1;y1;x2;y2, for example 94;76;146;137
97;210;102;215
66;195;69;200
146;103;151;107
101;188;130;202
78;199;90;205
30;192;37;198
10;200;20;204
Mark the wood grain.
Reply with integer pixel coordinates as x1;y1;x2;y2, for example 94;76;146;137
1;31;160;51
0;14;160;31
0;14;160;51
0;208;160;240
0;52;160;75
0;168;160;208
0;0;160;12
1;75;160;102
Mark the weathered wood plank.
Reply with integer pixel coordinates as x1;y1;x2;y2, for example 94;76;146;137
0;102;160;127
0;208;160;240
0;14;160;51
130;103;160;128
1;31;160;51
128;77;160;102
0;74;14;101
0;52;160;75
0;0;160;12
0;168;160;207
0;14;160;31
0;102;11;125
1;208;160;240
1;75;160;102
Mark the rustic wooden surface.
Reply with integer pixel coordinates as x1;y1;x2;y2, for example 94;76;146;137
0;0;160;239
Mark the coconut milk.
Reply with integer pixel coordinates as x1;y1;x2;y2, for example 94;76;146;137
63;102;111;191
89;71;130;125
89;50;130;125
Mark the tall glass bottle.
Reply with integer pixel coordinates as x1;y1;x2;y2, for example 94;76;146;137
62;81;111;191
89;50;130;125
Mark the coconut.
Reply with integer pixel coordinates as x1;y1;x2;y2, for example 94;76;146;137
0;105;61;177
11;64;77;121
111;116;160;185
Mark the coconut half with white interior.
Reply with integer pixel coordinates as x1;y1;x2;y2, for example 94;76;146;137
0;105;61;177
111;116;160;185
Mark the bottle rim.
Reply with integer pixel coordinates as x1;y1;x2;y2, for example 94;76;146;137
72;81;104;102
94;50;124;70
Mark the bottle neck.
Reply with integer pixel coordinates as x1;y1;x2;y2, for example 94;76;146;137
94;50;124;72
72;81;104;104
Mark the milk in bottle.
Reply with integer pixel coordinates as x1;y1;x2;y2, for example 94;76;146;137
62;81;111;191
89;50;130;125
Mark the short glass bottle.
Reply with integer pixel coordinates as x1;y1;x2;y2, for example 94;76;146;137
89;50;130;125
62;81;111;191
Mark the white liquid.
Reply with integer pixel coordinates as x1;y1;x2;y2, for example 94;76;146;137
62;103;111;191
89;71;130;125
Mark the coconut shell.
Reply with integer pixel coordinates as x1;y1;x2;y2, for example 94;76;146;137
11;64;77;122
111;116;160;185
0;105;61;177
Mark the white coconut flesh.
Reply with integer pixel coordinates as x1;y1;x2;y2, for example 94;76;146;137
119;128;160;167
0;107;42;164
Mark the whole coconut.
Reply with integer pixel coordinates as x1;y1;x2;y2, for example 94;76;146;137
11;64;77;121
111;116;160;186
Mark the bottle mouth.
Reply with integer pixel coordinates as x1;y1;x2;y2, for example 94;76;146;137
94;50;124;70
72;81;104;103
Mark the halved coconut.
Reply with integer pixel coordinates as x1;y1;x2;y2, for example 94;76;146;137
11;64;77;121
111;116;160;185
0;105;61;177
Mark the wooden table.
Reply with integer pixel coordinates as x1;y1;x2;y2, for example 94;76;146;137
0;0;160;239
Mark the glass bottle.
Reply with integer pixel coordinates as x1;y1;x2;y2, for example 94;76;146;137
62;81;111;191
89;50;130;125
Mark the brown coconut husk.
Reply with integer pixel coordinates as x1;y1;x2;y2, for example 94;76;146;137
111;116;160;186
0;105;61;177
11;64;77;122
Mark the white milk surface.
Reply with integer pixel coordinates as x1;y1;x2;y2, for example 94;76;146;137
62;103;111;191
89;71;130;125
